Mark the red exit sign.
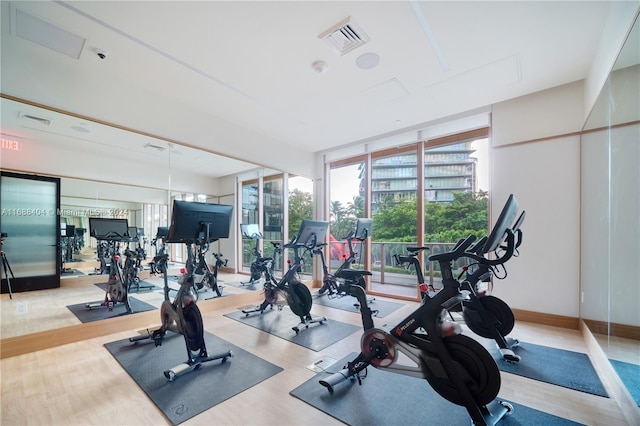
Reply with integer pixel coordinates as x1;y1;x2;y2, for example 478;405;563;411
1;134;21;151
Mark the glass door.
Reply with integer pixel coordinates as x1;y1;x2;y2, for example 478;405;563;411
0;172;60;293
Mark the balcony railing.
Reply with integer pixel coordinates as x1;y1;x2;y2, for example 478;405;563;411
370;241;474;289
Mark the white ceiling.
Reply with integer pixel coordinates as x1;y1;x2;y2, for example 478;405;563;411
0;1;628;184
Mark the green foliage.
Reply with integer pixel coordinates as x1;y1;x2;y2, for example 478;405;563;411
371;196;418;241
424;191;488;242
371;191;488;243
288;188;313;237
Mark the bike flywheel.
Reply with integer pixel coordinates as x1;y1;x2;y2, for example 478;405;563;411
360;328;397;368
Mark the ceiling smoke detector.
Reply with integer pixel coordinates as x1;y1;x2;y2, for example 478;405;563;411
311;60;328;74
319;17;370;56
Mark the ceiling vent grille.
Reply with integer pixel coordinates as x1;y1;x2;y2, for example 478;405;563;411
144;143;167;152
319;17;370;56
11;6;86;59
19;113;53;126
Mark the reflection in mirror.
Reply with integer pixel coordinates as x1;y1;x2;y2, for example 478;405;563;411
1;99;264;342
581;15;640;415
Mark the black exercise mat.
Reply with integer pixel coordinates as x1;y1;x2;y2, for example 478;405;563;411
610;359;640;406
290;352;583;426
487;341;608;397
67;297;156;323
105;331;283;425
313;294;404;318
95;281;161;292
224;308;360;351
127;280;163;292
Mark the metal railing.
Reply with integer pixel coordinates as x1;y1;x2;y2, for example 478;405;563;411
371;241;474;289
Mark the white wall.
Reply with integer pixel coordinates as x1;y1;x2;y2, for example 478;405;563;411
490;82;583;318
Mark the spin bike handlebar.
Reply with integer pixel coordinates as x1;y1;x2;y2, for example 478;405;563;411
428;231;517;268
283;236;316;252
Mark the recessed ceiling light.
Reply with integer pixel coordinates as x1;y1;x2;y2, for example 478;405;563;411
356;52;380;70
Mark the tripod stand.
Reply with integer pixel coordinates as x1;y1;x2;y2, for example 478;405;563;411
0;238;15;299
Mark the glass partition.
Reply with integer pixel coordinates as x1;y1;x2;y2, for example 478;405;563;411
581;15;639;419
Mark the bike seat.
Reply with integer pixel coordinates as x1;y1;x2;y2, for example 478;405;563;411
257;256;273;263
407;246;430;253
336;269;372;280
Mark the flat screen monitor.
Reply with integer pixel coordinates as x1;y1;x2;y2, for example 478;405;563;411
156;226;169;238
128;226;138;238
65;225;76;237
482;194;519;253
354;218;372;240
295;219;329;247
89;218;129;240
166;200;233;244
241;224;262;239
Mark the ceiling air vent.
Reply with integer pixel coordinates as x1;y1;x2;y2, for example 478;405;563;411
319;17;370;56
19;113;53;126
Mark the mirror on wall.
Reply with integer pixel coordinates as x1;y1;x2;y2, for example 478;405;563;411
0;98;262;340
581;14;639;413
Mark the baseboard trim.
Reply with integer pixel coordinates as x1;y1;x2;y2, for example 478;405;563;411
582;319;640;341
512;308;580;329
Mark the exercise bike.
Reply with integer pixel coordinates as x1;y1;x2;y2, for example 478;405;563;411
242;219;329;334
394;195;525;362
129;200;234;381
86;218;132;314
314;218;377;312
317;218;372;297
192;242;226;299
148;226;169;276
122;228;153;293
240;224;268;287
318;196;524;426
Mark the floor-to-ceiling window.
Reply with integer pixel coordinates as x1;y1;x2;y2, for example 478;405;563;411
324;127;490;301
329;158;367;273
240;181;260;274
369;146;420;299
263;176;284;273
288;175;314;277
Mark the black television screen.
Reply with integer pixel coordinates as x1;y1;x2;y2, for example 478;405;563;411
482;194;519;253
89;218;129;240
295;219;329;247
66;225;76;237
354;218;372;240
166;200;233;244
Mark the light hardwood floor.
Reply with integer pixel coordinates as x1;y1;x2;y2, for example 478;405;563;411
1;270;637;425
